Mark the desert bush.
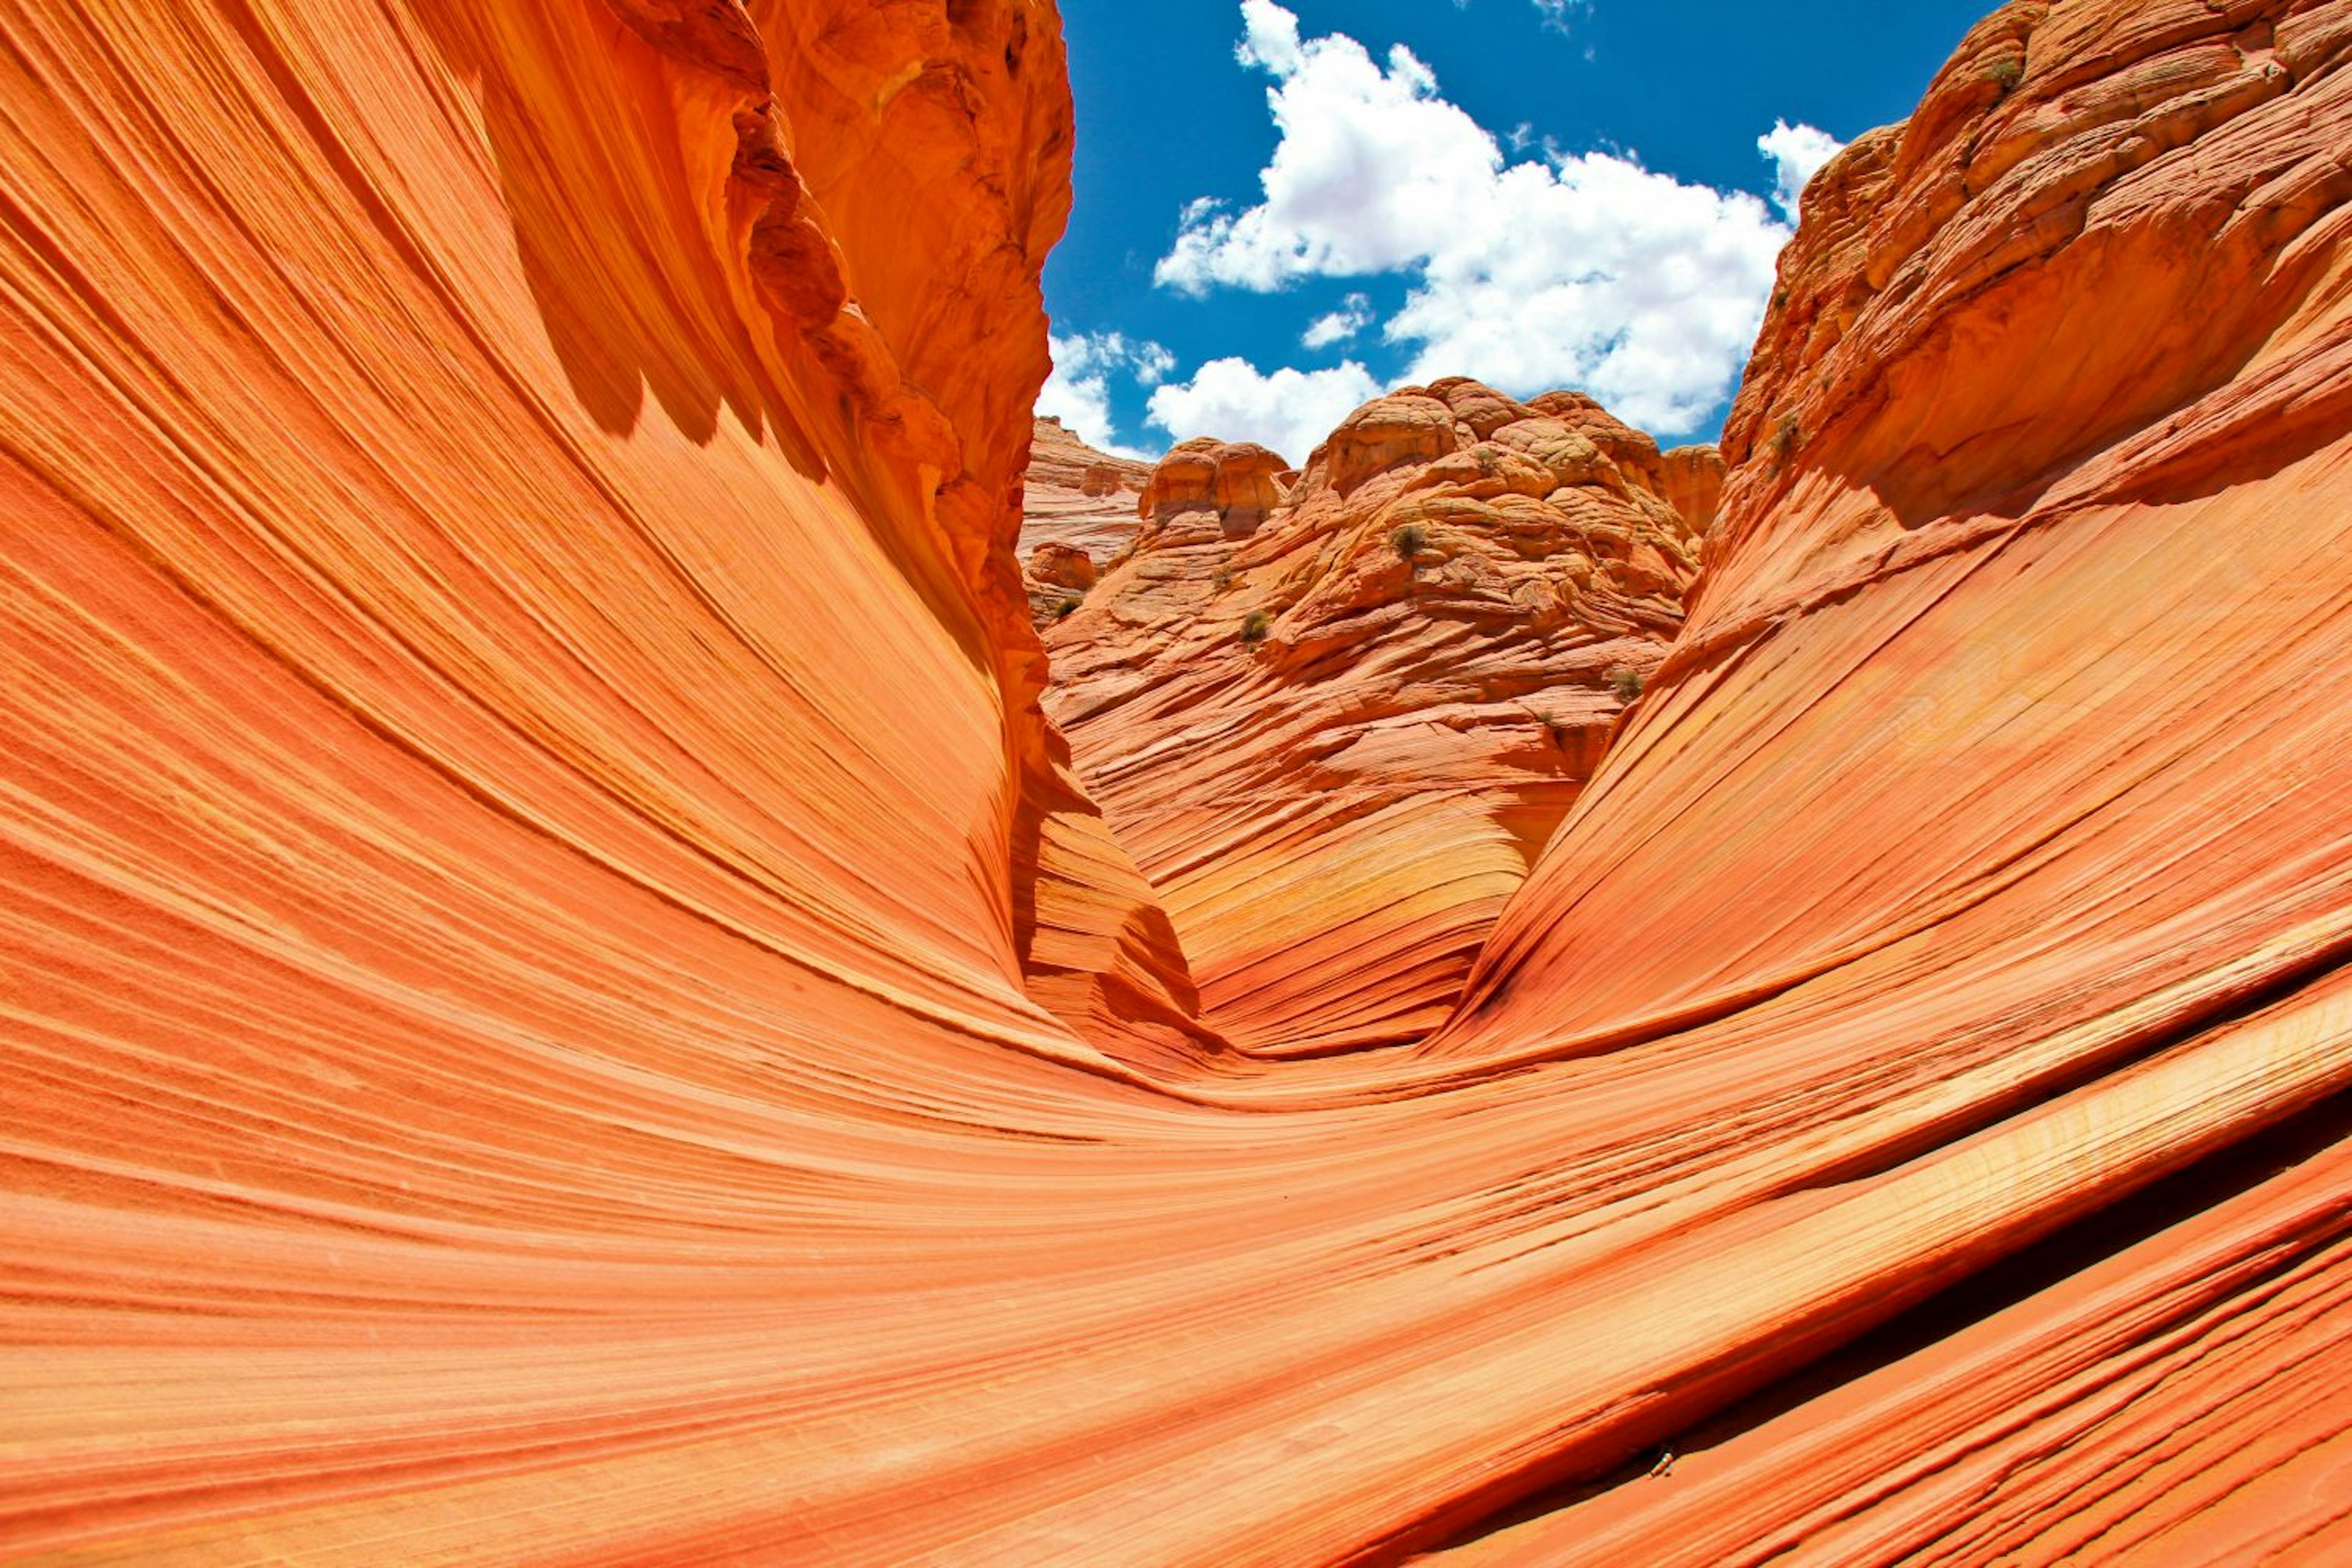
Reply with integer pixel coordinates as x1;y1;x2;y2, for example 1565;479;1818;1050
1391;524;1428;562
1606;665;1645;703
1240;609;1272;646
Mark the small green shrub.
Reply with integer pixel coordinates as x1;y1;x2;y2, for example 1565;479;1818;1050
1239;609;1272;646
1391;524;1428;562
1770;412;1802;460
1985;57;2024;92
1054;596;1082;620
1606;665;1645;703
1772;287;1790;310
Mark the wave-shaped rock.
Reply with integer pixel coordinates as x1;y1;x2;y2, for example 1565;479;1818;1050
1429;2;2352;1554
4;0;2350;1562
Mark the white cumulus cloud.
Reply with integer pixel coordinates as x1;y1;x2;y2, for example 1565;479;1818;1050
1145;358;1385;467
1038;331;1175;457
1530;0;1592;35
1158;21;1483;293
1236;0;1304;75
1156;2;1842;437
1302;293;1375;349
1758;119;1846;220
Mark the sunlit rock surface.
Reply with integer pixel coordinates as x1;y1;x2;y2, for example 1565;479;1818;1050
1427;1;2352;1556
1016;414;1150;625
1023;413;1154;556
1043;382;1709;1054
4;0;2352;1563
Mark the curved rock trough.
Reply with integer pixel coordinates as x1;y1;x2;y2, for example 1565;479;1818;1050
4;0;2351;1562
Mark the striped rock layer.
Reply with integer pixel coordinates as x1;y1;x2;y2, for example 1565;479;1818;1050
2;1;2350;1564
1017;415;1149;626
1044;385;1719;1055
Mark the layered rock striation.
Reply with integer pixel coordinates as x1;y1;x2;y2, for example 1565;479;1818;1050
1424;2;2352;1555
1043;381;1718;1053
1016;415;1151;624
1023;413;1155;551
4;0;2351;1564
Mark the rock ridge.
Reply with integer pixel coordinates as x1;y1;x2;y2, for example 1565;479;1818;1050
1038;377;1718;1053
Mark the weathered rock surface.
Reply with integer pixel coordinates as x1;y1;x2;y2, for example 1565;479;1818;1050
1044;380;1710;1052
1027;412;1155;510
4;0;2351;1563
1015;415;1151;622
1425;1;2352;1555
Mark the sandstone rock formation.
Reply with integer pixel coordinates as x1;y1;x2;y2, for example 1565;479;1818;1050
1044;380;1713;1053
1025;412;1155;542
1015;414;1152;623
4;0;2351;1563
1422;2;2352;1556
1024;537;1098;624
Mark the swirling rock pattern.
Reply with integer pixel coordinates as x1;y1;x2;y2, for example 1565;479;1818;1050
1023;414;1153;553
3;1;2350;1564
1017;415;1148;625
1044;382;1713;1055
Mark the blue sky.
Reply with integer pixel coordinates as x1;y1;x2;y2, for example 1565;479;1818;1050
1041;0;1993;461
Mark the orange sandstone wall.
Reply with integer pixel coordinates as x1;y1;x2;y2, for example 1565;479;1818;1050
0;0;1203;1078
1428;0;2352;1554
3;0;2351;1563
1046;380;1712;1054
